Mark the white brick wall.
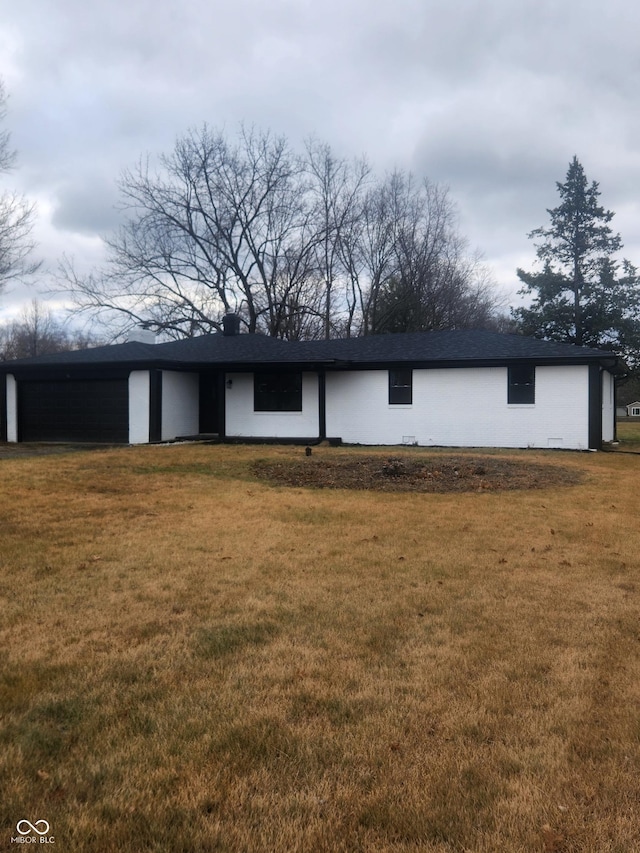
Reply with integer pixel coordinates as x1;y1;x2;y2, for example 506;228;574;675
128;370;150;444
5;374;17;442
124;363;614;449
161;371;199;440
225;372;319;438
325;365;592;449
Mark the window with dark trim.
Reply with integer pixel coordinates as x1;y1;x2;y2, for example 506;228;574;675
389;369;413;405
254;372;302;412
508;365;535;404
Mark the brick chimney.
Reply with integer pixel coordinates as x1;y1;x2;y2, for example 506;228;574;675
222;313;241;336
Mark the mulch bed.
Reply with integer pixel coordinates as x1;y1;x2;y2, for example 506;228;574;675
252;454;584;493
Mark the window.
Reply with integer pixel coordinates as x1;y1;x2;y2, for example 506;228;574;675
254;372;302;412
508;365;535;404
389;369;412;405
632;407;640;416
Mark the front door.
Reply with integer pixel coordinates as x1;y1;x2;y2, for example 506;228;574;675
199;373;219;434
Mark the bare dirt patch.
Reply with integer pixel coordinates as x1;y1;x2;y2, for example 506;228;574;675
253;453;584;493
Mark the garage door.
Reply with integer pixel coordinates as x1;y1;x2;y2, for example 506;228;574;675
18;379;129;443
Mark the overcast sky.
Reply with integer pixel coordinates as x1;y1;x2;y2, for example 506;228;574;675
1;0;639;322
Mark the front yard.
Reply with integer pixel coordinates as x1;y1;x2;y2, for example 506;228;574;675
1;443;639;851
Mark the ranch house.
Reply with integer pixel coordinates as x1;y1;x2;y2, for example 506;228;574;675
0;318;624;450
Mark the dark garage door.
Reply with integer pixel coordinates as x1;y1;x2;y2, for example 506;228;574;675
19;379;129;443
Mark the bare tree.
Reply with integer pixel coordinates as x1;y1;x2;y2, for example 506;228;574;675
305;139;371;338
60;124;504;339
0;82;39;292
0;300;102;360
62;126;322;339
338;177;396;336
338;171;503;335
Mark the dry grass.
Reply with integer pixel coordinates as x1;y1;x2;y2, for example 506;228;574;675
616;419;640;451
1;443;639;852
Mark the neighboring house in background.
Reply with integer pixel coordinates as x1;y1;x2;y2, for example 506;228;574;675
0;316;625;450
626;402;640;417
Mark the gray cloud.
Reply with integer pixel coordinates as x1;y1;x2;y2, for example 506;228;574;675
50;176;120;235
1;0;639;315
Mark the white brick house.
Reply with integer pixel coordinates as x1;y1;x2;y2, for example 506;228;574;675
0;322;624;450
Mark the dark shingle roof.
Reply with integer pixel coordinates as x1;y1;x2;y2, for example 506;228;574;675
290;329;620;364
0;329;622;372
1;340;159;367
0;333;290;368
152;332;291;364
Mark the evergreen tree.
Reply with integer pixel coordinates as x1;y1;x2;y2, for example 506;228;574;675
513;157;640;365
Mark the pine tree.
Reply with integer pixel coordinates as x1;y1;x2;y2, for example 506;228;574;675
513;157;640;364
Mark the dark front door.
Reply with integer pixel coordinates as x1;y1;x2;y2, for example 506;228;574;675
199;373;219;434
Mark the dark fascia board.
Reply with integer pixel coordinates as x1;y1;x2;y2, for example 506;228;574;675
5;365;135;381
230;361;334;373
161;351;625;374
1;358;336;379
321;355;626;373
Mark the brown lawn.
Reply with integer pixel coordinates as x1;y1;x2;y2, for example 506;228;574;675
1;442;639;852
